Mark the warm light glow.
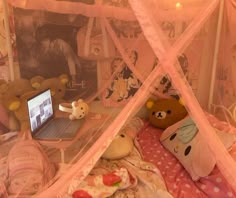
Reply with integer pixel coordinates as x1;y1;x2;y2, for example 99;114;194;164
176;2;183;9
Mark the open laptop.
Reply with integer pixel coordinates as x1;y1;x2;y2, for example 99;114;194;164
27;89;84;140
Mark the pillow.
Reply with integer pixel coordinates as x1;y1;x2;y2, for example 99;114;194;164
160;116;236;181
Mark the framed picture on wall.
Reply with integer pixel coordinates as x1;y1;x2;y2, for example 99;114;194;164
13;7;98;100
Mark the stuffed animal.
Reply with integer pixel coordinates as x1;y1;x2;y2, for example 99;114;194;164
0;78;36;131
0;75;69;131
14;91;39;131
0;104;10;134
0;79;8;103
37;74;69;111
30;75;45;90
102;132;134;160
146;98;188;129
0;80;10;131
102;117;144;160
1;78;34;111
59;99;89;120
30;74;69;91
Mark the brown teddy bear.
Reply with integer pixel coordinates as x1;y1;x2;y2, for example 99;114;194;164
1;79;34;111
0;74;69;131
146;98;188;129
30;75;45;90
0;79;8;102
14;90;39;131
0;78;36;131
36;74;69;111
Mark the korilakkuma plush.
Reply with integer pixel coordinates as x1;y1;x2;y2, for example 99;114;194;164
146;98;188;129
59;99;89;120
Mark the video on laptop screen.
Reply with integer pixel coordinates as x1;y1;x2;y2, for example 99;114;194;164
27;89;54;134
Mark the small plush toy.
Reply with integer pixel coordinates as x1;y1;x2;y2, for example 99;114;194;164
1;78;36;131
146;98;188;129
0;79;8;103
14;91;39;131
102;117;144;160
30;75;45;90
2;78;34;111
37;74;69;111
102;132;134;160
59;99;89;120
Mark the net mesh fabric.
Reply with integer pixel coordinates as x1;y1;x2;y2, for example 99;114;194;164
1;0;236;197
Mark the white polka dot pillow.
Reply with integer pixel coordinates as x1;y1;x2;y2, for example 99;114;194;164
160;116;236;181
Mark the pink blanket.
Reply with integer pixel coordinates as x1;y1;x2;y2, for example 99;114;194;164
135;116;236;198
65;148;172;198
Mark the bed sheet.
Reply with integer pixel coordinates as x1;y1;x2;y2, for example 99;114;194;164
135;114;236;198
64;147;173;198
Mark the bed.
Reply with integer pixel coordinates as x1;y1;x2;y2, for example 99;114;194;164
1;106;236;197
135;113;236;198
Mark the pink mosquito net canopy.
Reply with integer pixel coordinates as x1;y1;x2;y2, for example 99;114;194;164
0;0;236;197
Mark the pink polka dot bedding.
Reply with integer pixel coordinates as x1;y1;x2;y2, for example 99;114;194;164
135;114;236;198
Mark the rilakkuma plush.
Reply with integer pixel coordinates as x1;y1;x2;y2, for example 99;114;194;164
0;80;11;132
38;74;69;111
30;75;45;90
13;91;39;131
59;99;89;120
146;98;188;129
1;78;34;111
0;104;10;134
0;79;8;102
1;78;35;131
30;74;69;91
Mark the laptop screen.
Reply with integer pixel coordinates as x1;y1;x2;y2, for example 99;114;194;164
27;89;54;134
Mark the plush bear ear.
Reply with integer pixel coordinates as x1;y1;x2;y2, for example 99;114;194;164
146;99;155;109
178;97;185;106
77;99;83;103
71;101;77;107
59;74;69;85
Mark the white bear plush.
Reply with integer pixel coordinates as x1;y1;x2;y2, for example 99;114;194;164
59;99;89;120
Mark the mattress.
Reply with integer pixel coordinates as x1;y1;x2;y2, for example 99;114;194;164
135;115;236;198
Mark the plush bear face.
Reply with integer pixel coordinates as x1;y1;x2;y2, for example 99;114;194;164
146;99;188;129
0;79;36;130
2;79;34;111
70;99;89;120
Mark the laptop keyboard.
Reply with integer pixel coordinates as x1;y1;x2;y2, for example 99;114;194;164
35;118;84;140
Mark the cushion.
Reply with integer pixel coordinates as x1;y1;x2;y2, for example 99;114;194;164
160;116;236;181
7;140;56;195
